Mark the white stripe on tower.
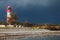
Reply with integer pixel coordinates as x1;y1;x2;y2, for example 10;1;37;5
7;6;12;23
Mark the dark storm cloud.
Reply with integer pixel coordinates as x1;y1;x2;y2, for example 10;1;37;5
0;0;60;24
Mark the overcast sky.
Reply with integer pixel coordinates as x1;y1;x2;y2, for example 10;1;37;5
0;0;60;8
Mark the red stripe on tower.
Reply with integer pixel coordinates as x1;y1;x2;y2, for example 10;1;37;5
7;6;12;12
7;17;10;22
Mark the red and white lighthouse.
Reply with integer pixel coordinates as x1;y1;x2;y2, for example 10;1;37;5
6;6;12;23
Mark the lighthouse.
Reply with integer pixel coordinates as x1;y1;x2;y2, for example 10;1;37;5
6;6;12;24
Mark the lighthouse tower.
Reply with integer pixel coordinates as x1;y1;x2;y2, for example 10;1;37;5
6;6;12;24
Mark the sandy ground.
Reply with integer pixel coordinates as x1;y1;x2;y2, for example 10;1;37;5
0;28;60;37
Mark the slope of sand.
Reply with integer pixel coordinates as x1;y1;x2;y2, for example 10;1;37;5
0;28;60;37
